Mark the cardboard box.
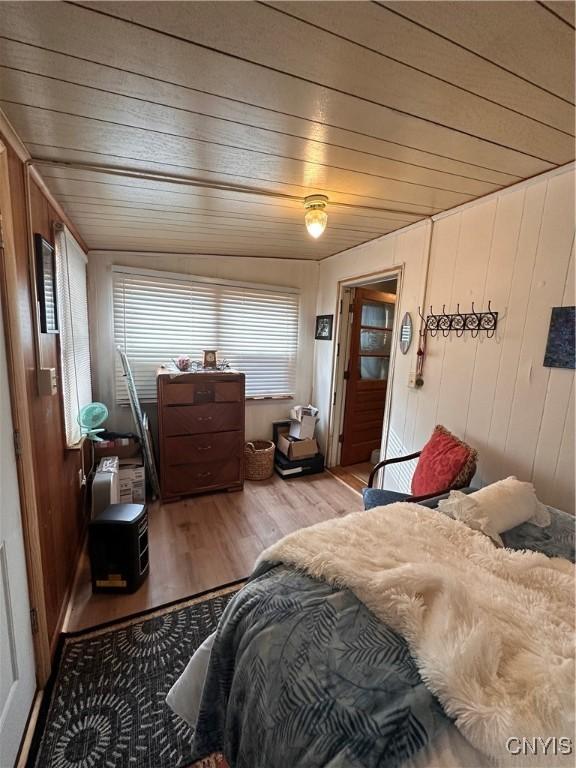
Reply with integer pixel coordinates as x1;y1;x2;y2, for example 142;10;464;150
94;439;145;503
289;414;318;440
118;457;145;504
119;478;133;505
277;433;318;460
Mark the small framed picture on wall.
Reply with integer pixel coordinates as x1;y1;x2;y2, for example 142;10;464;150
315;314;333;341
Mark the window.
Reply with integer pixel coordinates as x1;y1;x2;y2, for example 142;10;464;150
112;267;299;403
55;225;92;446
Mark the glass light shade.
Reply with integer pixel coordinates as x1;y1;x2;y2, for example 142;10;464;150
305;208;328;238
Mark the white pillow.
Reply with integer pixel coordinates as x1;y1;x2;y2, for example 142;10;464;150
437;476;551;545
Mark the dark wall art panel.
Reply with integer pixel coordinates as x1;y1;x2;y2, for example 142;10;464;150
543;306;575;369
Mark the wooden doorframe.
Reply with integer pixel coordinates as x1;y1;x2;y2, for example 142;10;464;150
0;140;51;687
326;267;403;469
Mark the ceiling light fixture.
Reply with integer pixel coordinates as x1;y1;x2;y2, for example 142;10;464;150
304;194;329;239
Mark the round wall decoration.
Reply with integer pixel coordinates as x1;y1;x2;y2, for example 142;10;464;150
399;312;413;354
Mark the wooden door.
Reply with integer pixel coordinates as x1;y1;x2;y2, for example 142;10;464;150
340;288;396;466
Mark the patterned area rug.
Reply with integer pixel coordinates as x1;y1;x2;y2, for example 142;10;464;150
30;586;241;768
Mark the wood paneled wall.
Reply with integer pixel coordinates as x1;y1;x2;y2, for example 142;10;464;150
403;168;575;513
314;165;575;513
2;135;88;651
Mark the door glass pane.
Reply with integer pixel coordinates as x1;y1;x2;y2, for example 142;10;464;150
360;356;389;380
361;301;394;328
360;329;391;355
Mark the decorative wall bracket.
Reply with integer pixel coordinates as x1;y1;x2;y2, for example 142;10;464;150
418;301;498;339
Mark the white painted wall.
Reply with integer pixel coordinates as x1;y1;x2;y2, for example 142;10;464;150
88;251;319;441
313;220;431;479
313;165;575;513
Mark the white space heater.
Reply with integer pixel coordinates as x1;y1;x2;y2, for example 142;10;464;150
91;456;120;519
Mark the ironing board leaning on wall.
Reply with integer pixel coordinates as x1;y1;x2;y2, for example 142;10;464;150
117;347;161;500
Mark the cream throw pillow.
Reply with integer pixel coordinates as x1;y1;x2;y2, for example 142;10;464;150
437;476;550;545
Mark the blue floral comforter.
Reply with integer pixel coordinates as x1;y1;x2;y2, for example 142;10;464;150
189;506;574;767
190;562;450;767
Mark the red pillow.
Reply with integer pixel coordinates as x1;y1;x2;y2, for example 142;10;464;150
411;425;477;497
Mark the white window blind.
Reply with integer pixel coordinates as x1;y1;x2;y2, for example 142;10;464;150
113;267;299;403
55;225;92;446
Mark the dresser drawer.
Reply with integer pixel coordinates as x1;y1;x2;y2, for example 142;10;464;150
162;379;243;405
165;431;242;466
165;457;241;495
163;403;242;436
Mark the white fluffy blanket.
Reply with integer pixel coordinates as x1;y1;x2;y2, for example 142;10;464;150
258;504;575;764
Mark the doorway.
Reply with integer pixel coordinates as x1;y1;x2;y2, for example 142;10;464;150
0;234;36;766
329;273;400;483
0;139;53;765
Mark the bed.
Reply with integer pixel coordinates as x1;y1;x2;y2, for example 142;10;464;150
168;500;575;768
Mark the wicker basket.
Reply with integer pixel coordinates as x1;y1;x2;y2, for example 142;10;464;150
244;440;275;481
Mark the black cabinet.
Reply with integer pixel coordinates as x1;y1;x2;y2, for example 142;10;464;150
89;503;149;594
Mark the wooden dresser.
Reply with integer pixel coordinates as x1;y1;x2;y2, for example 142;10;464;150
157;370;245;500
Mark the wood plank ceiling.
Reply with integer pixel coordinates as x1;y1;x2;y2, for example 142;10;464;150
0;1;574;260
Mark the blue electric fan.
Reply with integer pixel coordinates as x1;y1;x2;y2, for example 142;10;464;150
78;402;109;441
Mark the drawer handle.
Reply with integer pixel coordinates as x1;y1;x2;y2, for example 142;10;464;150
196;390;212;396
198;471;212;479
197;445;212;452
197;416;213;422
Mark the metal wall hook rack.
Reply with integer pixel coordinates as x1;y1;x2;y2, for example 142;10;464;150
417;301;498;339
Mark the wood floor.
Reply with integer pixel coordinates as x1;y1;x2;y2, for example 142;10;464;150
329;463;373;493
64;471;362;633
347;462;374;485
